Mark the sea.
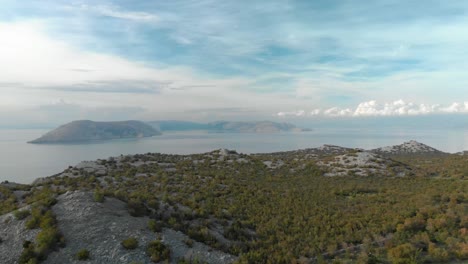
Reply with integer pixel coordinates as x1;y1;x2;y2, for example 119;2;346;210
1;128;468;184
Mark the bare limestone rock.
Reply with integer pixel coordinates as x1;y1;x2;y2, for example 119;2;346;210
0;207;40;264
45;191;235;264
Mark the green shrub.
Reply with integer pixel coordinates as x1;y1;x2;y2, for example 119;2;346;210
147;199;159;210
25;217;39;230
184;239;194;248
121;237;138;250
127;199;148;217
388;243;421;264
35;227;61;257
148;219;163;232
428;243;450;262
146;240;170;263
75;249;90;260
18;241;37;264
38;211;56;229
14;209;30;220
25;258;38;264
93;190;104;203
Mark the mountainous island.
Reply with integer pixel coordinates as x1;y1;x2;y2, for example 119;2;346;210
148;120;311;133
29;120;311;144
1;141;466;263
29;120;161;144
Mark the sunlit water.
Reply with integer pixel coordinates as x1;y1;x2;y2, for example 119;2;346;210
1;128;468;184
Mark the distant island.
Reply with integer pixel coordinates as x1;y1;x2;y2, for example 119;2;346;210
29;120;311;144
29;120;161;144
148;120;311;133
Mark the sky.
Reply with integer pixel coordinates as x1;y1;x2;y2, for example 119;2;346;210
1;0;468;127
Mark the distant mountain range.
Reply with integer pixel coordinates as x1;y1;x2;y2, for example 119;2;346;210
29;120;161;144
29;120;310;144
148;120;311;133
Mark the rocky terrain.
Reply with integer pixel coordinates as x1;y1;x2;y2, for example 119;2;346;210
371;140;447;156
46;191;236;264
318;151;412;177
29;120;161;144
0;140;466;263
0;206;40;264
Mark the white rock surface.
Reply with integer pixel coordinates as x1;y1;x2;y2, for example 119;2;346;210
0;208;40;264
44;191;236;264
372;140;445;155
319;151;409;177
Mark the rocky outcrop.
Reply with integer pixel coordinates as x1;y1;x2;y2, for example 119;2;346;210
318;151;412;177
371;140;447;156
45;191;236;264
0;206;40;264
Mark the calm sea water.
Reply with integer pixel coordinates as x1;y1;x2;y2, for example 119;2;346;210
1;128;468;184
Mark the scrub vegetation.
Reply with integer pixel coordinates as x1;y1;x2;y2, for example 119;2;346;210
1;145;467;263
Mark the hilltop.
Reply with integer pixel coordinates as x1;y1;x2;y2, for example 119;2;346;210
0;142;466;263
371;140;447;156
29;120;161;144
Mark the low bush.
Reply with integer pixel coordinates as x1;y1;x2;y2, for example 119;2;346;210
387;243;421;264
148;219;163;233
18;241;38;264
13;209;30;220
25;217;39;230
75;249;90;260
121;237;138;250
93;190;104;203
35;227;62;258
127;199;148;217
146;240;170;263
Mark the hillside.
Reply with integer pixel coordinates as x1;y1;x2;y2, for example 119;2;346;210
371;140;447;156
148;120;311;133
0;142;467;263
29;120;161;144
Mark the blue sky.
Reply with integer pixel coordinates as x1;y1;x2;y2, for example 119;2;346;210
1;0;468;126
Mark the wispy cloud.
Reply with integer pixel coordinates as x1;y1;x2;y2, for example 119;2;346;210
76;4;160;23
2;1;468;125
39;80;169;94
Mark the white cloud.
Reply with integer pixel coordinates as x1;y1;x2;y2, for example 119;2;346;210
277;100;468;118
310;109;321;116
323;107;353;117
277;110;306;117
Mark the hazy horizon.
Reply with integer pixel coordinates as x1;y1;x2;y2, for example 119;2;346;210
2;114;468;132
